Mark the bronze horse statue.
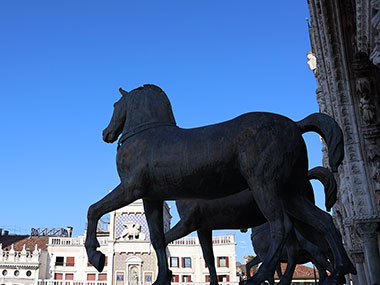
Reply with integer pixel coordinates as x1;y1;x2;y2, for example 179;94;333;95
165;166;336;285
85;84;355;284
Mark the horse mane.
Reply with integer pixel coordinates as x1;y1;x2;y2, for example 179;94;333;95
131;84;163;93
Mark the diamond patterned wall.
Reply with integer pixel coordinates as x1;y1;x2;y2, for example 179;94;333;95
115;214;150;240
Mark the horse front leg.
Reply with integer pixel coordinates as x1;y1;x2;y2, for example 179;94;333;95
85;183;143;272
143;199;172;285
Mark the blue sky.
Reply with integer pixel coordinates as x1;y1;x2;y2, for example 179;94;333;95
0;1;324;263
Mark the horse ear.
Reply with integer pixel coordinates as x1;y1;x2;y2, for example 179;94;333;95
119;88;129;96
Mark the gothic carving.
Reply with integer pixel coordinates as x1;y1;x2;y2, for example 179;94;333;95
350;251;364;263
370;0;380;67
372;162;380;184
356;78;376;124
308;1;380;283
356;0;371;54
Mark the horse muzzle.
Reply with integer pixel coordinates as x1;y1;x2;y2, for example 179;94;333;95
103;128;117;143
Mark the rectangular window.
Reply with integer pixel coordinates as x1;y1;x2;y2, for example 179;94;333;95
116;273;124;281
87;273;96;280
54;273;63;280
182;275;192;282
98;273;107;280
144;272;152;282
65;273;74;280
66;256;75;266
55;256;64;266
104;256;108;266
182;257;191;268
217;256;229;267
205;275;210;282
218;275;228;282
170;257;179;267
171;275;179;282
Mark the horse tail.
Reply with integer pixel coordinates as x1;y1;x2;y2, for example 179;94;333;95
308;166;337;211
297;113;344;172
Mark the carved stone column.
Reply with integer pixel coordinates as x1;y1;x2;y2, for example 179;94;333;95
356;221;380;284
350;251;368;285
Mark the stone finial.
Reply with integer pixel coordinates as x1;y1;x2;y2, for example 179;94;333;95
9;244;15;253
21;244;27;254
33;244;39;254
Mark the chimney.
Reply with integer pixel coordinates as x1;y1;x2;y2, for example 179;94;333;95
4;230;9;236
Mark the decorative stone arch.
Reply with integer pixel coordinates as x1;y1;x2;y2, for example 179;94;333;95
125;255;143;285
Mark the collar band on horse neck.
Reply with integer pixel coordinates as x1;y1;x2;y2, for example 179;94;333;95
118;121;177;147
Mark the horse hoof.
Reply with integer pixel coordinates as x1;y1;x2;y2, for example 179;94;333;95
88;250;105;272
322;276;345;285
245;274;274;285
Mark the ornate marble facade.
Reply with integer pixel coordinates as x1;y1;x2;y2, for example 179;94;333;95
307;1;380;284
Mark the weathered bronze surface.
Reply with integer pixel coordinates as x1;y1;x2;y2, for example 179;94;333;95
85;84;354;285
166;167;336;285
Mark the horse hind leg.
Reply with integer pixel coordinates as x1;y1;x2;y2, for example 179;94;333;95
198;229;219;285
285;197;356;284
85;183;143;272
243;181;292;285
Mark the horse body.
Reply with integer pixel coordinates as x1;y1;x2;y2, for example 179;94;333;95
85;84;355;285
116;112;303;201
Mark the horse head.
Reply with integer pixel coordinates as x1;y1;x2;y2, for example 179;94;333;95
103;88;129;143
103;84;176;144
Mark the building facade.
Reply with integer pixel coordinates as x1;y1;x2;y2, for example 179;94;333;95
0;235;49;285
45;200;238;284
1;200;238;285
306;1;380;284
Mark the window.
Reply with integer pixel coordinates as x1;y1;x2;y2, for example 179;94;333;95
55;256;64;266
14;270;19;276
205;275;210;282
87;274;96;281
170;257;179;267
171;275;179;282
217;256;229;267
66;256;75;266
116;272;124;281
104;256;108;266
98;273;107;281
182;275;192;282
26;270;32;277
218;275;229;282
54;273;63;280
182;257;191;268
2;270;7;276
65;273;74;280
144;272;153;282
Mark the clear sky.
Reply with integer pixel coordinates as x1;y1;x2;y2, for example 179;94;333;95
0;1;325;263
